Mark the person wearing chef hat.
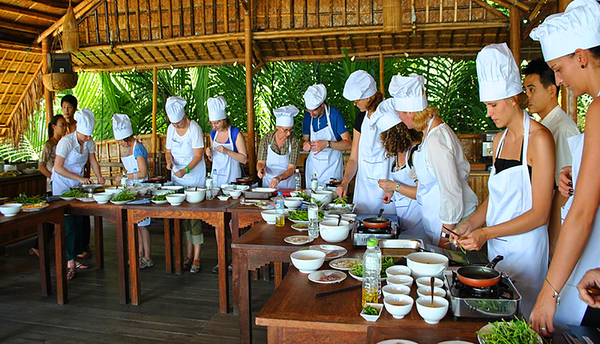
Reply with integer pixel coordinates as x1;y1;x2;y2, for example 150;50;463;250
257;105;301;189
52;109;105;280
112;114;153;269
453;43;554;318
336;70;395;215
301;84;352;187
389;73;478;246
528;0;600;334
206;96;248;187
164;96;206;273
372;98;425;239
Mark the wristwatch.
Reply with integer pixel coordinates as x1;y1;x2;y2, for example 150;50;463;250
327;141;331;148
395;183;401;192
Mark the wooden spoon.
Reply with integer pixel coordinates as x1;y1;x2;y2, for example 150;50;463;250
430;276;435;307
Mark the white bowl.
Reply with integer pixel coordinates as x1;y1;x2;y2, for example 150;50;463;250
406;252;449;278
384;294;414;319
230;190;242;199
290;249;326;273
0;203;22;217
166;194;186;205
341;214;357;222
105;187;123;196
261;210;278;224
284;197;303;209
137;188;149;196
152;189;172;196
360;302;383;322
415;277;444;289
92;192;112;204
386;265;412;277
416;296;449;324
416;286;447;299
382;284;411;298
312;192;331;204
222;188;233;196
217;195;230;201
387;275;414;287
319;220;351;243
184;188;205;203
162;185;184;192
236;185;250;191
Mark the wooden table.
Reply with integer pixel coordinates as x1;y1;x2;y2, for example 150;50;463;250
126;199;239;311
0;201;68;304
227;203;264;240
67;201;129;304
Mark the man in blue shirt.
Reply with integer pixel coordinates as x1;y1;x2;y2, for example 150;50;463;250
302;84;352;187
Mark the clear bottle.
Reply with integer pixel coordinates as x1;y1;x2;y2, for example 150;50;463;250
308;197;319;240
294;169;302;191
275;191;285;227
310;173;319;192
362;237;382;307
121;171;128;188
206;172;214;200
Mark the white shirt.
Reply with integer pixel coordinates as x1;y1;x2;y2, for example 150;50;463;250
55;132;96;158
540;105;580;185
165;120;204;150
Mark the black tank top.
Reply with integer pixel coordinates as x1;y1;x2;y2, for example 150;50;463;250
493;139;532;179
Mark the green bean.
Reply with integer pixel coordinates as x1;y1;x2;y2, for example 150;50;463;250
476;318;539;344
362;305;379;315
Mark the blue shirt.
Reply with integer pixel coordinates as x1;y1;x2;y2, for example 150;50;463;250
210;126;241;153
302;106;348;141
132;142;148;166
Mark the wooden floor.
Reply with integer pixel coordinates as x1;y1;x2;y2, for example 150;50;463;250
0;219;271;343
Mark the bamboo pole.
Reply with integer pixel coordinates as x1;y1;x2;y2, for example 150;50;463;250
509;7;520;71
379;52;385;95
244;0;256;176
152;66;158;174
42;37;54;124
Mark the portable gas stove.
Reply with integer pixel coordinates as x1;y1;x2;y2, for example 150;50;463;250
445;270;522;320
352;220;398;247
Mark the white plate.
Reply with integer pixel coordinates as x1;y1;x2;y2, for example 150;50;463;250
284;235;314;245
151;200;168;205
76;197;95;202
82;184;104;189
111;200;132;205
329;257;360;271
288;218;309;224
438;341;474;344
252;187;276;193
291;223;308;231
377;340;419;344
61;197;76;201
477;324;542;344
304;244;347;260
161;186;184;191
349;269;387;282
22;203;49;212
308;270;346;284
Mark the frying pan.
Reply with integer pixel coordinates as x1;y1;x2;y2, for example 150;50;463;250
456;255;504;288
363;209;391;229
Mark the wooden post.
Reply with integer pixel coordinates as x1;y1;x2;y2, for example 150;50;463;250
509;7;521;71
379;53;385;95
42;37;54;123
558;0;577;122
244;1;257;176
152;67;158;175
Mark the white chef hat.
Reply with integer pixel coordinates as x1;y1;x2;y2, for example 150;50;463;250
530;0;600;61
165;96;186;123
373;98;402;132
273;105;299;127
304;84;327;110
207;96;227;121
343;70;377;101
476;43;523;102
112;113;133;140
388;73;428;112
75;109;95;136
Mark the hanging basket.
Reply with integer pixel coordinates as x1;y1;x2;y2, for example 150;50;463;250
42;72;78;91
62;1;79;52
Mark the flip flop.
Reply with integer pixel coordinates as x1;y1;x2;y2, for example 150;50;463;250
75;261;89;269
77;251;91;259
67;269;76;281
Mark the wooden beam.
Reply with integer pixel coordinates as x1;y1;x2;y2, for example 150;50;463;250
74;56;242;72
36;0;105;44
244;0;256;177
0;20;45;35
5;62;43;129
379;52;385;95
42;37;54;123
0;4;60;22
29;0;70;9
486;0;530;13
0;40;41;53
509;6;521;69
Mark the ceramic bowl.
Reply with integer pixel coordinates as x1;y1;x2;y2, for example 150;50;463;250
382;284;411;298
386;275;414;287
221;188;233;196
152;189;172;196
261;210;278;224
230;190;242;199
416;286;447;299
415;277;444;289
92;192;112;204
312;192;331;204
384;295;414;319
0;203;22;217
184;188;205;203
166;194;186;205
284;197;303;209
360;302;383;322
290;249;325;273
416;296;449;324
406;252;449;278
217;195;230;201
236;185;250;191
319;219;351;243
386;265;412;277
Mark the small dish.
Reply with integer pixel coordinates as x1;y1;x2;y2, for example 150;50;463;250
382;284;411;298
360;303;383;322
387;275;413;287
110;200;131;205
217;195;230;201
329;257;360;271
308;270;346;284
304;244;347;260
61;197;76;201
151;200;168;205
291;223;308;231
284;235;314;245
349;270;387;282
386;265;412;277
415;277;444;289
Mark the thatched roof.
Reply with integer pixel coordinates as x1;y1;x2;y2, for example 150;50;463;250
0;0;557;140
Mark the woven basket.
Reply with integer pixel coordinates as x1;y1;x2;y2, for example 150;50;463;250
42;72;78;91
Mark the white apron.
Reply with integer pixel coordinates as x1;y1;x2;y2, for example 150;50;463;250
304;105;344;187
51;134;88;196
486;113;548;319
390;151;425;241
212;127;242;187
554;133;600;329
353;111;395;215
170;128;206;187
263;140;295;189
122;140;148;185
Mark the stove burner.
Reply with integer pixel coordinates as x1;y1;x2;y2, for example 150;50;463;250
450;271;516;300
352;220;398;246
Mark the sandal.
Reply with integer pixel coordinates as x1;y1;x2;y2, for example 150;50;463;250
29;248;39;258
77;251;91;259
183;257;193;270
75;261;89;270
67;268;76;281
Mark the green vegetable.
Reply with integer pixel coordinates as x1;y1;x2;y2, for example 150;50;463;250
362;305;379;315
151;192;174;201
295;191;311;202
61;189;84;198
288;209;323;221
476;318;539;344
113;190;136;202
14;193;45;205
351;256;395;278
333;196;348;206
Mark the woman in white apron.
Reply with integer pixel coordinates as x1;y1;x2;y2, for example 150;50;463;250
337;70;395;215
165;97;206;273
52;109;105;280
206;96;248;187
528;0;600;333
302;84;352;187
389;74;478;246
113;114;153;269
257;106;301;189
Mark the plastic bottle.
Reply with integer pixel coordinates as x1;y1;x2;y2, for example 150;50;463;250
121;171;128;188
275;191;285;227
310;173;319;192
294;169;302;191
206;172;214;200
308;197;319;239
362;237;382;307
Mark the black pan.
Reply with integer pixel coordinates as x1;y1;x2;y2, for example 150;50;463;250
457;255;503;288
